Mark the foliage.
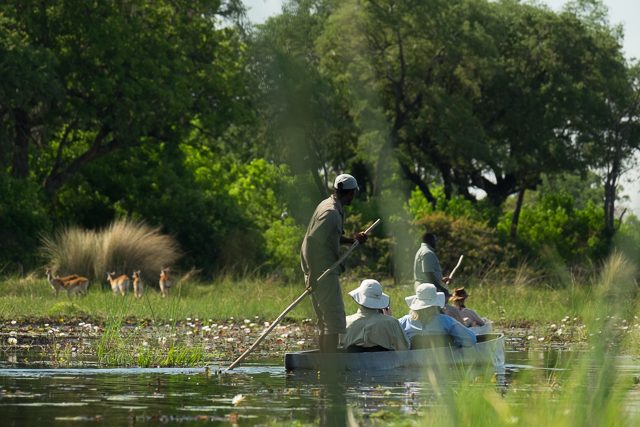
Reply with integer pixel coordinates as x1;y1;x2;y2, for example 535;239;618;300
0;0;638;278
614;214;640;264
0;174;51;273
40;218;181;283
499;192;606;264
249;0;360;198
2;0;249;193
414;211;516;281
264;217;304;281
406;185;493;223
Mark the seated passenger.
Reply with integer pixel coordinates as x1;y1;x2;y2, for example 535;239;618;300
398;283;476;348
449;287;486;327
341;279;409;352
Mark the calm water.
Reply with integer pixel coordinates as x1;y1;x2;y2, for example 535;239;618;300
1;350;639;426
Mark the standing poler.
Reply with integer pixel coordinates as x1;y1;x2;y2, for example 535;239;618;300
300;174;367;353
413;232;464;323
414;232;449;294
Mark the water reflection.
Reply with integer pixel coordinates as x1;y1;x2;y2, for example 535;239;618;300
2;350;638;425
0;363;501;426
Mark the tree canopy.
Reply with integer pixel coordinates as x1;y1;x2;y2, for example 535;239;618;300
1;0;638;277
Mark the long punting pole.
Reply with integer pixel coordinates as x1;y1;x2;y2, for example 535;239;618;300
224;219;381;372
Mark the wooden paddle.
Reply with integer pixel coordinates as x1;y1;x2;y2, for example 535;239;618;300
224;218;381;372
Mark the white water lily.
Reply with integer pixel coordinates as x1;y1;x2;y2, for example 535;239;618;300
231;394;245;405
7;337;17;345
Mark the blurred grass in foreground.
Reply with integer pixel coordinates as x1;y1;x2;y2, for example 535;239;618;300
368;252;639;427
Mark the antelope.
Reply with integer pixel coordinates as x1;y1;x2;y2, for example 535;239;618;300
132;270;143;298
159;267;171;298
63;276;90;296
106;272;130;296
45;267;88;297
45;267;66;297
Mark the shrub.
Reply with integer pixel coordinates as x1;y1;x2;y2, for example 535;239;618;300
263;217;304;281
414;212;516;281
499;192;606;264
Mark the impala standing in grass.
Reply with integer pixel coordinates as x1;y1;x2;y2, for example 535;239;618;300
159;267;171;298
132;270;143;298
107;272;130;296
63;276;90;296
45;267;87;297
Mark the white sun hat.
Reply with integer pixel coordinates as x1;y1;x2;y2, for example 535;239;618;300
334;173;359;191
348;279;390;310
405;283;445;311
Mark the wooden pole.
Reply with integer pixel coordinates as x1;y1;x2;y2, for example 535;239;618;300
224;218;381;372
449;255;464;279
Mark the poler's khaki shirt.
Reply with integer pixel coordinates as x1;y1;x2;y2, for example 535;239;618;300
341;307;409;351
300;195;344;280
413;243;443;288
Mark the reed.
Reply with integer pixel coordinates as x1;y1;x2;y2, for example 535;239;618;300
39;218;181;282
399;252;640;427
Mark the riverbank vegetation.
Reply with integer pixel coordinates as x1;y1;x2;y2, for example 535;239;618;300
1;0;639;286
1;253;639;365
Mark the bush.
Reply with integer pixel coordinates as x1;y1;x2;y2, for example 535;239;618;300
40;218;181;285
499;192;606;265
263;217;304;281
415;212;516;281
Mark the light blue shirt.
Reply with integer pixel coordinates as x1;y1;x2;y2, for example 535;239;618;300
398;313;477;348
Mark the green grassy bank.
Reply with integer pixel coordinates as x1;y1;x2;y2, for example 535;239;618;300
0;271;598;328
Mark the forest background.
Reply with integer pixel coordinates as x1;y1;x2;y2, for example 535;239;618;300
1;0;639;287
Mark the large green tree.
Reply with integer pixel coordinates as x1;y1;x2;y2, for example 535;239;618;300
249;0;363;206
1;0;248;197
316;0;629;221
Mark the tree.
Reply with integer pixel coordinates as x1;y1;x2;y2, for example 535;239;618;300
250;0;362;205
316;0;629;225
1;0;249;198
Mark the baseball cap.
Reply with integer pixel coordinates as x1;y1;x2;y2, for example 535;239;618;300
334;174;359;191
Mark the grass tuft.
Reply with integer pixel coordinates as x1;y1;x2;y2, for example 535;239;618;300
40;218;181;282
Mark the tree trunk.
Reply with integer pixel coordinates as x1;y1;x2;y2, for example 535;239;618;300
510;188;525;240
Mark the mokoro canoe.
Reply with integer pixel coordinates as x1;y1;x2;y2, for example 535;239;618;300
469;319;493;335
285;333;505;373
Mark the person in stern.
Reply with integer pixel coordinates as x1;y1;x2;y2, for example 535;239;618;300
398;283;476;349
449;287;489;329
341;279;409;352
300;173;368;353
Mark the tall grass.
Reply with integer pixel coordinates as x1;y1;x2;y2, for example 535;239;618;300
40;218;181;282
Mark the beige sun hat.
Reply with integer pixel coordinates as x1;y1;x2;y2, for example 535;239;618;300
405;283;445;311
348;279;390;310
334;173;359;191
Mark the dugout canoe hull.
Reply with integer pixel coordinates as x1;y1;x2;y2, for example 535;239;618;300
284;333;505;373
